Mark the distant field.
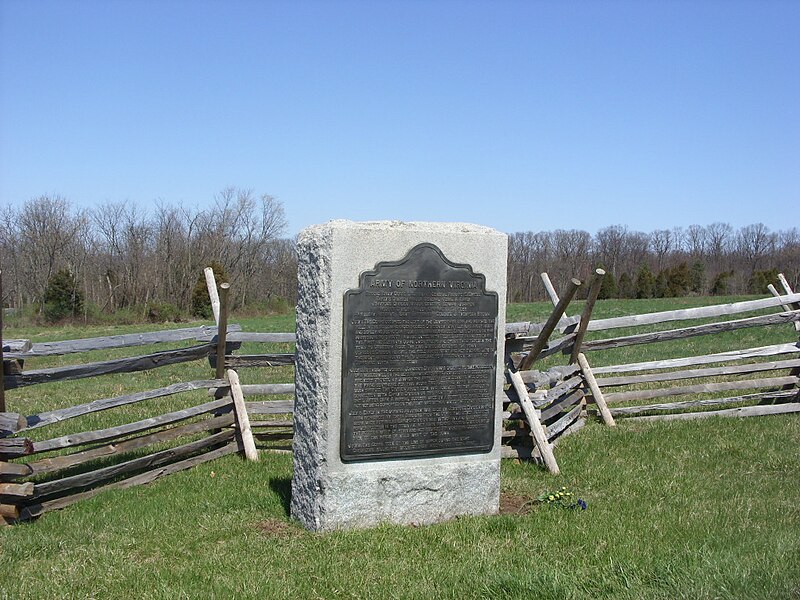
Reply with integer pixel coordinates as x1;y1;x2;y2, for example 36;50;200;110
1;297;799;599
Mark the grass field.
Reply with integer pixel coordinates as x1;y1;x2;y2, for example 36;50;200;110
1;298;799;599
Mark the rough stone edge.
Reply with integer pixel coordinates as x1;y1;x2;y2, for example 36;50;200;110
290;224;333;531
321;460;501;531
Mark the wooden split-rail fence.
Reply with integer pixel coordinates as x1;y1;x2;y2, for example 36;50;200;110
2;267;799;522
0;269;295;524
502;271;800;473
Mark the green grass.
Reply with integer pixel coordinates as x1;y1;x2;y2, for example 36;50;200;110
1;298;799;599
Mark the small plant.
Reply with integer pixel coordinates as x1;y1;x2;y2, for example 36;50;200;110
537;486;587;510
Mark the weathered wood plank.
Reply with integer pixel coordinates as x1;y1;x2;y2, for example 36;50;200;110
5;326;240;358
0;503;20;519
602;375;799;404
601;390;798;417
540;272;560;307
32;430;235;501
249;420;293;428
4;344;214;390
545;404;583;440
595;359;800;388
210;383;295;398
501;417;585;460
540;389;584;422
32;397;233;454
509;369;559;474
2;340;31;353
245;400;294;415
0;461;33;478
3;359;23;376
577;353;615;426
505;315;581;338
582;310;800;352
518;365;581;388
592;343;800;375
226;369;258;462
215;283;231;379
20;441;238;519
768;285;800;332
204;266;221;325
586;293;800;332
626;402;800;423
27;413;235;476
504;384;548;408
544;375;584;402
0;481;34;497
210;354;295;368
0;412;26;437
0;438;33;459
24;379;226;431
203;332;296;344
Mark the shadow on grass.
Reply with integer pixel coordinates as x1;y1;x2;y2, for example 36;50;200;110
269;476;292;516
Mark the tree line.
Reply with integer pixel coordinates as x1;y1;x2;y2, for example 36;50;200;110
508;224;799;302
1;193;797;322
0;190;296;321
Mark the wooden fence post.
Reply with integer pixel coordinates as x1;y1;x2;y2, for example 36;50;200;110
540;272;560;307
769;274;800;333
226;369;259;461
204;267;221;326
215;283;231;380
570;268;605;364
508;368;559;474
577;353;615;427
519;278;581;371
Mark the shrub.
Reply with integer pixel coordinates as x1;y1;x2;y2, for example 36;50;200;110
146;301;184;323
42;269;83;322
710;271;733;295
748;269;779;294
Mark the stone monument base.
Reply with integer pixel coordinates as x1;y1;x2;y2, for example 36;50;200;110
290;221;507;531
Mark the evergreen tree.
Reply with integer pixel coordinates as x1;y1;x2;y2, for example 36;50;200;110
43;268;83;322
748;269;779;294
689;261;706;295
598;269;618;299
618;272;635;299
654;271;669;298
666;262;691;297
635;264;655;299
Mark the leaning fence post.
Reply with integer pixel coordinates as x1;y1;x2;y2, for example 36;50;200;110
577;352;615;427
204;267;221;326
540;272;560;307
570;268;605;364
215;283;231;380
226;369;259;461
519;278;581;371
508;368;559;474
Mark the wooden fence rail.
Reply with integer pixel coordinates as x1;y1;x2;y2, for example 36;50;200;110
0;279;295;523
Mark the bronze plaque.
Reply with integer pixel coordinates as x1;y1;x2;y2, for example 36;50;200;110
341;243;498;462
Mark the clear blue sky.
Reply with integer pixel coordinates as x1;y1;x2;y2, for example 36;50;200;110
1;0;798;237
